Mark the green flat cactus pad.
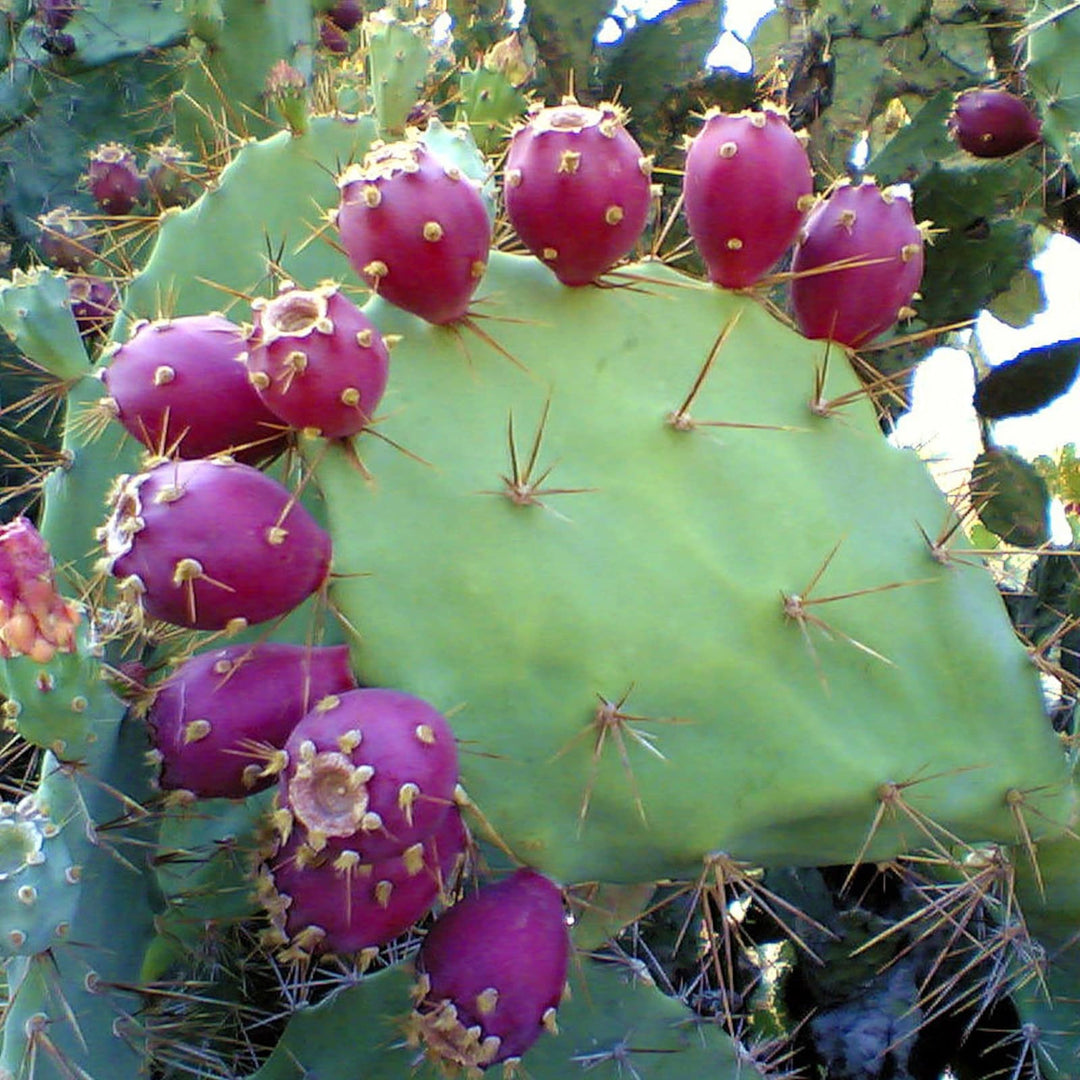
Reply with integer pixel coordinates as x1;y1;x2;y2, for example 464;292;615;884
247;958;747;1080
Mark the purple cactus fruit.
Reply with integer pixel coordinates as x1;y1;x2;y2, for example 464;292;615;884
281;687;459;861
100;457;332;631
319;18;350;54
790;179;925;348
326;0;363;31
144;141;197;210
37;206;97;273
683;106;814;289
67;274;118;339
85;143;143;216
100;313;285;464
260;804;467;961
0;517;80;664
503;100;653;286
335;141;492;325
146;643;357;799
949;88;1041;158
410;868;570;1072
246;282;390;439
34;0;77;30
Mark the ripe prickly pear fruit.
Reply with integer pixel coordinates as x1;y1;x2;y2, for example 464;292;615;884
246;282;390;439
683;106;813;289
144;141;197;210
949;87;1041;158
67;274;118;339
790;179;925;348
503;100;653;286
326;0;363;31
335;140;491;325
100;457;332;632
146;643;357;799
36;206;97;272
100;313;284;463
410;868;570;1072
85;143;143;216
281;688;459;861
34;0;76;30
259;804;467;961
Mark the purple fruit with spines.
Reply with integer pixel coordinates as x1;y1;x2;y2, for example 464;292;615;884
683;105;814;289
146;643;357;799
334;140;492;325
246;282;390;440
409;868;570;1072
67;274;118;339
789;178;926;348
259;804;467;962
85;143;143;216
100;457;332;632
100;313;285;464
144;141;197;210
503;99;653;286
949;87;1041;158
37;206;97;273
280;687;459;862
326;0;363;31
319;17;350;54
34;0;77;30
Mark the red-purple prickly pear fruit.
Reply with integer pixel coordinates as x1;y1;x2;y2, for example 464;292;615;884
100;313;285;464
37;206;97;272
503;100;653;286
326;0;363;31
683;106;814;289
34;0;77;30
790;179;925;348
281;687;459;861
335;140;492;325
410;868;570;1072
949;88;1041;158
67;274;118;339
146;643;357;799
259;805;467;961
319;18;350;54
246;283;390;439
85;143;143;216
100;457;332;632
144;141;197;210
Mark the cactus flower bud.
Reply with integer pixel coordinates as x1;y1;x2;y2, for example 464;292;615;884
0;518;80;664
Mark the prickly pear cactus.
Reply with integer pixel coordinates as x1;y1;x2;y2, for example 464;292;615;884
2;2;1080;1079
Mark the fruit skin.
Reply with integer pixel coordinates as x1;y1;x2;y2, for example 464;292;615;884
683;107;813;289
246;282;390;439
100;313;284;464
503;100;653;286
790;179;924;348
85;142;143;216
146;643;357;799
67;274;118;340
100;457;332;632
335;140;491;325
949;88;1042;158
259;804;467;960
411;868;570;1070
281;687;459;862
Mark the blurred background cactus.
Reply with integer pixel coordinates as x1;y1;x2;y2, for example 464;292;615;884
1;1;1080;1078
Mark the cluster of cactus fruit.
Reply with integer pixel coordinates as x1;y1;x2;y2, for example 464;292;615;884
2;1;1080;1078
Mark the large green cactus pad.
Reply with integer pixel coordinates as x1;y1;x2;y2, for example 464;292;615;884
314;256;1071;883
248;958;747;1080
